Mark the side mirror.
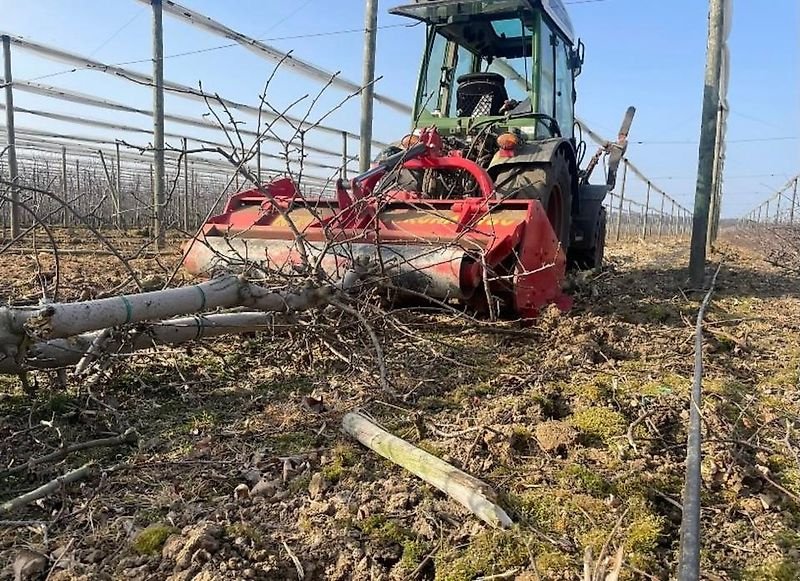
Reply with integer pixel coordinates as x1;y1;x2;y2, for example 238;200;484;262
570;39;585;77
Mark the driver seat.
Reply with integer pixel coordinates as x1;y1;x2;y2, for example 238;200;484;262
456;72;509;117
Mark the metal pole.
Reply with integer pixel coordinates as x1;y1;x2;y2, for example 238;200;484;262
341;131;348;181
151;0;166;248
776;191;782;224
627;200;633;238
256;140;261;185
61;146;67;227
183;137;189;230
688;0;725;286
658;193;666;237
671;200;677;236
115;142;122;226
757;204;762;223
2;35;20;238
615;160;628;241
790;178;798;225
642;182;651;238
358;0;378;173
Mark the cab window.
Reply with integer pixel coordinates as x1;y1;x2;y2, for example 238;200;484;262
555;38;574;138
538;22;556;131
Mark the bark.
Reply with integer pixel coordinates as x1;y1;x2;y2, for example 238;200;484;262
0;275;331;357
342;411;513;528
0;311;289;374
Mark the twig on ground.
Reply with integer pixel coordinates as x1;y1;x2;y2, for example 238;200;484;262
1;428;137;479
1;463;96;514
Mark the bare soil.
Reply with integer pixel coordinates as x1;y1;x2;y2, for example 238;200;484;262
1;229;800;580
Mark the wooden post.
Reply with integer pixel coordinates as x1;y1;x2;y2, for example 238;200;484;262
791;178;798;225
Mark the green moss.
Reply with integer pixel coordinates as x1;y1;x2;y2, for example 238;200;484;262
640;302;678;324
397;540;430;572
558;464;611;497
570;407;626;445
132;523;178;555
434;530;531;581
321;463;344;483
47;393;77;414
225;523;263;543
450;381;493;402
743;559;800;581
567;374;614;404
321;442;360;483
639;373;688;397
359;515;412;545
534;550;571;573
626;513;664;553
417;395;459;412
509;425;533;453
184;410;218;434
287;474;312;494
504;490;564;530
273;431;318;454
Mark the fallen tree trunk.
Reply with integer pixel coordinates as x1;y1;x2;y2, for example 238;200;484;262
2;275;331;343
342;411;513;528
0;311;291;374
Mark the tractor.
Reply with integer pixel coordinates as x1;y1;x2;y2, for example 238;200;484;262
385;0;631;268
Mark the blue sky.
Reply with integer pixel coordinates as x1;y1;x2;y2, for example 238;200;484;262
1;0;798;216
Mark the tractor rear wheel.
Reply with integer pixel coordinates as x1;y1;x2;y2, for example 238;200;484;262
493;151;573;246
569;206;607;269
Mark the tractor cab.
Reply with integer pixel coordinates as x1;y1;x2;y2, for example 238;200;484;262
390;0;584;139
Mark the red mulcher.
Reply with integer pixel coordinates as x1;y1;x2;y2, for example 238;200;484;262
182;128;570;319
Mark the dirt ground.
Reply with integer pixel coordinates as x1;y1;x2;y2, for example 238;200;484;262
1;228;800;580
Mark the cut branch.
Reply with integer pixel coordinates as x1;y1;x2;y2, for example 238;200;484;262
1;463;96;514
1;428;137;478
342;411;513;528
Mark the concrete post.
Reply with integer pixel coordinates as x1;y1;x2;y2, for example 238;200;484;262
688;0;726;285
358;0;378;173
151;0;166;248
2;35;20;238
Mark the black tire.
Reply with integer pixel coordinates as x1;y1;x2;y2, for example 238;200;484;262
493;150;573;246
569;206;606;269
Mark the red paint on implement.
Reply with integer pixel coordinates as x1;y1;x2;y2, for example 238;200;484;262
183;128;568;319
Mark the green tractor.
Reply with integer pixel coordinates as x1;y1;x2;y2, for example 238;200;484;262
387;0;633;268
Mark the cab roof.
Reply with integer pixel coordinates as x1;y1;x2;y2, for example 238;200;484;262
390;0;576;45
